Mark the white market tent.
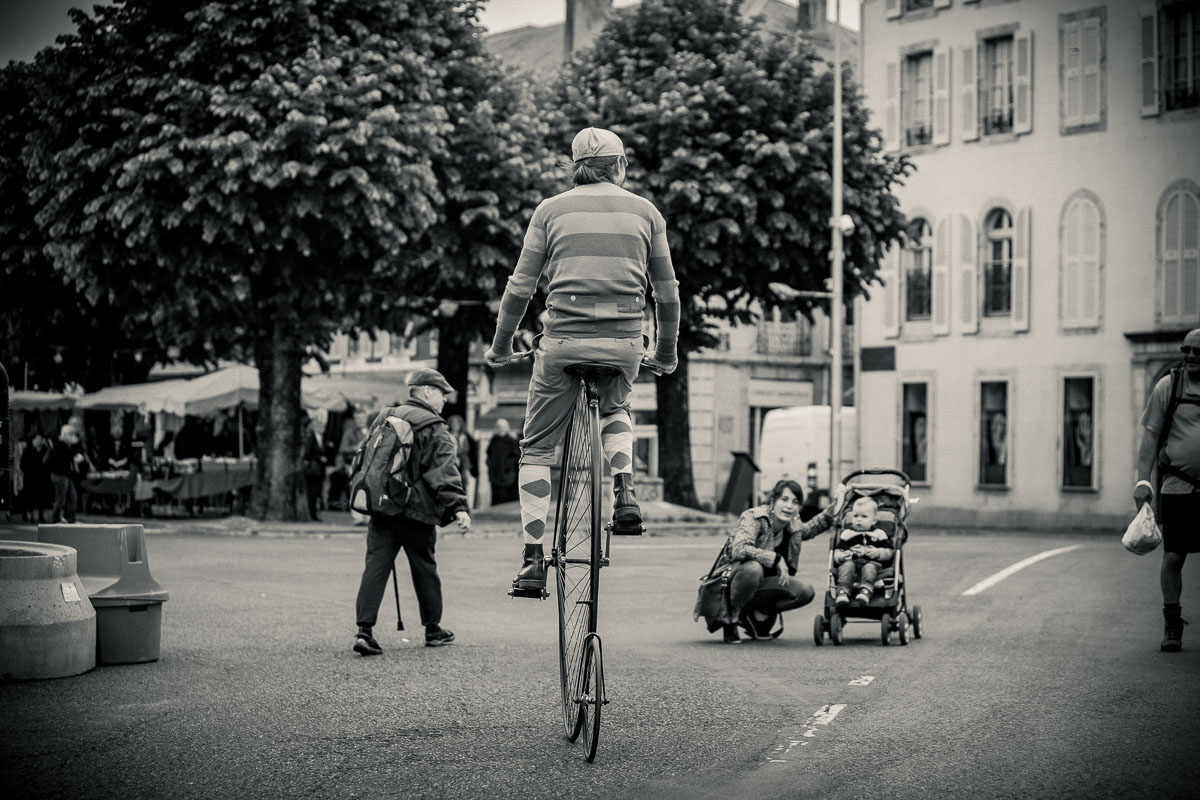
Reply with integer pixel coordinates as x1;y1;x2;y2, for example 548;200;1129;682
9;390;78;411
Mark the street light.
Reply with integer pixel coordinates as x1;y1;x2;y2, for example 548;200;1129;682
830;0;853;499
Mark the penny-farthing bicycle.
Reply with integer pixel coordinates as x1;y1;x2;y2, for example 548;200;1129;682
507;353;652;763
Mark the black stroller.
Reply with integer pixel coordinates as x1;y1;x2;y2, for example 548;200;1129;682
813;469;924;646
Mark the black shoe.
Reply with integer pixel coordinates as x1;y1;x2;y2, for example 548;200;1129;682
512;543;546;593
612;473;643;534
353;628;382;656
723;624;741;644
425;626;455;647
1162;605;1187;652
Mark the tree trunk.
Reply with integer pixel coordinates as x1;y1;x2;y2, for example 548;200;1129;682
251;312;304;521
656;351;700;508
436;314;474;422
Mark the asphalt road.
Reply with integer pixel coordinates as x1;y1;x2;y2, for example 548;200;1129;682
1;524;1198;799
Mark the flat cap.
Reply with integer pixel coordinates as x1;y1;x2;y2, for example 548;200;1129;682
406;367;454;394
571;127;625;162
1183;329;1200;350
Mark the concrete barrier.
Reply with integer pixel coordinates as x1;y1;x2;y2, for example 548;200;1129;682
37;524;169;665
0;541;96;680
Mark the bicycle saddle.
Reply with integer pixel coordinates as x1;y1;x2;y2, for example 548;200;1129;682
564;362;622;379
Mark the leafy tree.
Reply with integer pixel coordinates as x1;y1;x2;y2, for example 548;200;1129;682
7;0;545;519
545;0;910;506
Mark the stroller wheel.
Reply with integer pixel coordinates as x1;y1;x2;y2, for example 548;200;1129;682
830;613;844;646
897;612;909;646
911;605;923;639
813;615;825;646
880;613;891;646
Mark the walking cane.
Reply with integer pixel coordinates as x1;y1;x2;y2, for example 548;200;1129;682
391;562;404;631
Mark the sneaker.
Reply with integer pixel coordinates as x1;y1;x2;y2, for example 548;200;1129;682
425;626;456;647
353;629;382;656
1161;606;1187;652
855;589;872;605
835;590;850;607
723;624;741;644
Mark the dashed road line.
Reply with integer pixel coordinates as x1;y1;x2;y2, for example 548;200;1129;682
962;544;1083;596
848;675;875;686
766;703;847;763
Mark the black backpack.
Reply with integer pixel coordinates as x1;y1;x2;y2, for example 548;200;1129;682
348;408;437;518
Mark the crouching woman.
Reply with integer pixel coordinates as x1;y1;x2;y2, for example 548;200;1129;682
714;479;836;643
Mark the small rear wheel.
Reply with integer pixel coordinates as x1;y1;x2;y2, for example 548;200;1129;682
830;613;844;646
897;612;909;646
911;604;923;639
578;636;604;763
813;615;825;646
880;613;891;646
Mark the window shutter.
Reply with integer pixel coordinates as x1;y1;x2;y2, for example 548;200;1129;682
1141;5;1160;117
933;217;951;335
1063;21;1082;128
1080;199;1101;326
1014;31;1033;135
887;0;901;21
882;244;901;339
957;213;979;334
1081;17;1101;125
933;47;952;146
1062;200;1083;326
885;60;901;153
1012;207;1031;332
1164;193;1182;323
961;46;979;141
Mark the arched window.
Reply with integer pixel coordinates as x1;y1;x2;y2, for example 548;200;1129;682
983;209;1013;316
1159;183;1200;325
1060;192;1103;330
905;217;933;321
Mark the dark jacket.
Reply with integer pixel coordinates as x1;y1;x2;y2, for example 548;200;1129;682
395;398;468;526
486;433;519;486
717;503;836;576
48;439;84;478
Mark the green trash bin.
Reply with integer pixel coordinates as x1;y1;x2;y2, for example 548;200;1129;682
37;524;169;665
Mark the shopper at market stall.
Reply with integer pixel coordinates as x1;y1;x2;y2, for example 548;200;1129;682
48;424;89;523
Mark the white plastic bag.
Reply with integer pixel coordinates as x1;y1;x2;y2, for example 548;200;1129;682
1122;503;1162;555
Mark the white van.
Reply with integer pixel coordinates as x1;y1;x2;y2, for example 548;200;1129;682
758;406;857;504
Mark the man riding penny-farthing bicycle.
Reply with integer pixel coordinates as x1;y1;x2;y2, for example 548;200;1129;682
485;127;679;761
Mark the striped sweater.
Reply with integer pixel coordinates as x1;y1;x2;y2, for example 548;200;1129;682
491;182;680;362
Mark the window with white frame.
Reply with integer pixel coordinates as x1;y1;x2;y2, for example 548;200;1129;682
1060;9;1104;130
1159;182;1200;325
902;382;929;483
905;0;934;11
887;0;952;21
388;333;407;355
1060;192;1103;330
983;209;1013;317
979;381;1009;487
905;218;933;320
982;35;1015;135
347;334;360;358
1062;377;1095;489
1142;2;1200;114
904;52;934;147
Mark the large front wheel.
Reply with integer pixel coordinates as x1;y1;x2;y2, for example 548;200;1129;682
555;380;602;743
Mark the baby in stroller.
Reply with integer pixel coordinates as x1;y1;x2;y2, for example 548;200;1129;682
833;496;895;607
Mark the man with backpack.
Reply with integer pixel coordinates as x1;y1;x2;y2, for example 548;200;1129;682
352;368;471;654
1135;328;1200;652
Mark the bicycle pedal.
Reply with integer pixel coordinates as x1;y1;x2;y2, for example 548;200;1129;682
609;521;644;536
508;586;549;600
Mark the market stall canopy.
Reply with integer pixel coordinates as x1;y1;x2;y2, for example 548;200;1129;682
9;390;78;411
80;366;410;415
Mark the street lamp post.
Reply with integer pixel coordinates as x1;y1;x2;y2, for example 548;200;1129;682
830;0;845;498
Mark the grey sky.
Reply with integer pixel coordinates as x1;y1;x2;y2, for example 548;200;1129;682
2;1;855;66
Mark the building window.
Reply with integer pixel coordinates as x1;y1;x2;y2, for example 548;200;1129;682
1159;182;1200;325
983;209;1013;317
1063;377;1095;489
981;35;1015;135
1061;193;1103;330
979;381;1009;487
1166;2;1200;110
388;333;406;356
902;382;928;483
904;52;934;146
905;218;933;320
905;0;934;11
1061;10;1104;130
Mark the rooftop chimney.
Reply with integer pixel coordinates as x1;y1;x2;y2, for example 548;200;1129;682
565;0;613;57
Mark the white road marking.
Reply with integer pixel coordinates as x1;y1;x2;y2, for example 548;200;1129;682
848;675;875;686
766;704;847;763
961;544;1083;596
